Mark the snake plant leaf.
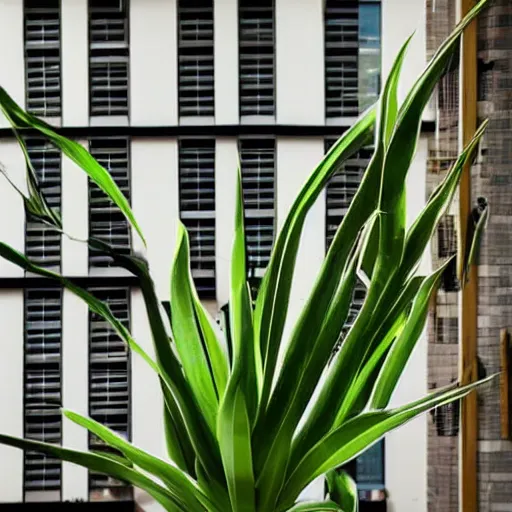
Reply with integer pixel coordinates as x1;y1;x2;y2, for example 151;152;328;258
370;257;454;409
0;434;183;511
290;2;487;467
254;105;376;418
161;380;197;476
170;222;220;432
217;384;256;512
286;501;343;512
253;213;376;511
63;409;206;512
463;197;489;283
280;375;493;508
0;86;146;245
217;167;256;512
326;470;358;512
230;166;259;423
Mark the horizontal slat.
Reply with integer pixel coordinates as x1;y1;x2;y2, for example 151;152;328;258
239;1;275;117
178;1;214;117
24;1;61;117
89;138;131;268
24;288;62;493
88;287;130;491
325;0;359;118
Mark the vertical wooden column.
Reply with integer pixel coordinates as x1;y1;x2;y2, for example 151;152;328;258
459;1;478;511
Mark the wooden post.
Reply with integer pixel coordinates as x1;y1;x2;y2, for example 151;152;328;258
500;329;510;440
459;0;478;511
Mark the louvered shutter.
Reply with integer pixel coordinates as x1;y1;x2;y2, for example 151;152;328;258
25;137;61;269
325;0;359;119
89;138;131;268
325;139;372;329
179;139;216;298
240;138;275;274
178;0;214;118
239;1;275;117
24;289;62;497
88;287;131;495
89;0;129;117
24;0;61;117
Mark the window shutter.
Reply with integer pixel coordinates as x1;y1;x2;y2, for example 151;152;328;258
325;139;372;332
25;137;61;270
178;0;214;118
179;139;216;298
88;287;130;494
239;138;275;274
24;0;61;117
24;289;62;496
239;1;275;117
89;138;131;268
89;0;129;117
325;0;359;119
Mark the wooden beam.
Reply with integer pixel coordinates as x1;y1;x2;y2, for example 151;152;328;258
500;328;510;440
458;0;479;511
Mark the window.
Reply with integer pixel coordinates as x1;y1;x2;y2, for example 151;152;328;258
240;138;275;275
25;137;61;270
24;289;62;500
326;139;372;339
24;0;61;117
239;1;275;118
178;0;214;118
437;215;457;258
89;138;131;269
88;287;131;500
179;139;216;298
436;317;458;344
325;0;381;120
89;0;129;118
325;138;373;249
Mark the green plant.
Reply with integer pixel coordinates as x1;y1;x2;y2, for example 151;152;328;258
0;2;492;510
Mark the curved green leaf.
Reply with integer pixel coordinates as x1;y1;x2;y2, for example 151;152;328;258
0;87;146;245
279;375;494;508
63;409;205;512
0;434;182;511
286;501;343;512
170;223;219;431
326;470;358;512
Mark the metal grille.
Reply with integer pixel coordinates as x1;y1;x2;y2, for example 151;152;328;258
88;287;130;493
25;137;61;269
437;215;456;258
89;138;131;268
239;1;275;117
89;0;129;117
24;0;61;117
24;289;62;494
179;139;215;298
325;0;359;118
178;0;214;118
325;138;373;248
240;138;275;272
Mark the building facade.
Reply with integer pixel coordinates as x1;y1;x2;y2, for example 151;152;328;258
0;0;430;510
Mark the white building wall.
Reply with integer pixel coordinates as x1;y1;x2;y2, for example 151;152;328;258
0;290;24;502
276;0;324;125
214;0;239;125
130;0;178;126
61;0;89;127
0;0;24;129
61;140;89;276
61;291;89;501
